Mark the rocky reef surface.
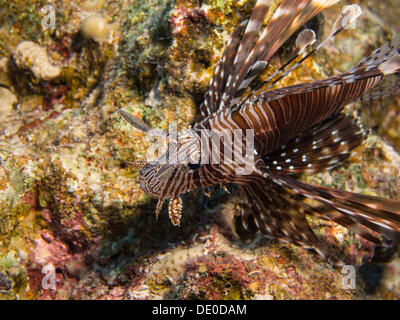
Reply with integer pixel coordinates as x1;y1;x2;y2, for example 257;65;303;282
0;0;399;299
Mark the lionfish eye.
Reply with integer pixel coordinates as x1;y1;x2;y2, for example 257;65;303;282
188;163;202;171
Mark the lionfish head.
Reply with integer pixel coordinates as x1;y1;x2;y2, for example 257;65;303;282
140;128;201;194
138;162;183;199
136;128;204;226
118;109;201;199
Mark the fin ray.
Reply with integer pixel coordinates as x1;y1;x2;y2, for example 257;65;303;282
200;0;340;118
264;113;366;174
266;172;400;244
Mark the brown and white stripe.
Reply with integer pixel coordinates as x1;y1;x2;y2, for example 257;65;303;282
121;0;400;261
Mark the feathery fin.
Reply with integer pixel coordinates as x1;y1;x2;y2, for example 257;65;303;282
296;29;317;54
265;172;400;244
168;197;183;226
241;4;364;106
378;55;400;75
155;198;165;221
225;0;340;107
353;34;400;70
238;182;336;262
358;74;400;102
264;113;366;174
200;0;340;118
331;4;362;36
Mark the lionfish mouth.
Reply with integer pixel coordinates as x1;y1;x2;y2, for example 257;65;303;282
139;163;179;199
138;165;159;198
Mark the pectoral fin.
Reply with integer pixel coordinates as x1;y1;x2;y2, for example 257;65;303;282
168;197;183;227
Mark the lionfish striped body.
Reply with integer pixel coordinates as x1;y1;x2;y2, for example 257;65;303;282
120;0;400;261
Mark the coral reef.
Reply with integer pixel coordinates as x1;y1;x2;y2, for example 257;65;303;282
0;0;399;300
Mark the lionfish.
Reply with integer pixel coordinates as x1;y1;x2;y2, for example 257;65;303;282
119;0;400;261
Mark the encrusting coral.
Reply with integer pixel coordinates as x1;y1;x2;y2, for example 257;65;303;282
14;41;62;81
